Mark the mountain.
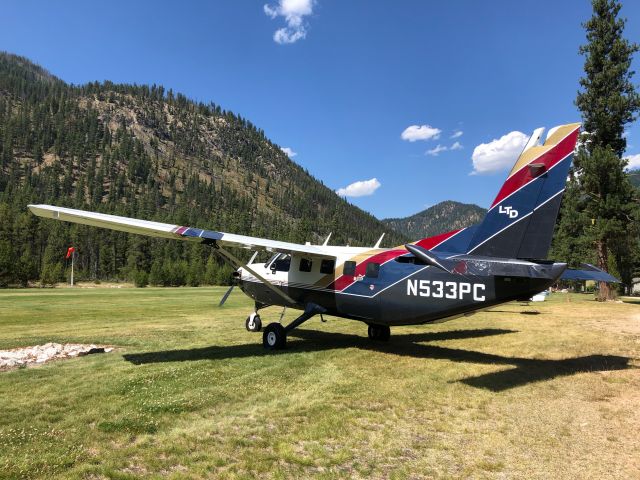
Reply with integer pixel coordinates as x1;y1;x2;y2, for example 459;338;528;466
0;52;406;287
629;171;640;189
382;201;486;240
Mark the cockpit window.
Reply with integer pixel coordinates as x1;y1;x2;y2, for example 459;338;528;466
272;254;291;272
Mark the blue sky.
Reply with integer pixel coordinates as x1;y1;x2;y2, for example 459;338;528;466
2;0;640;219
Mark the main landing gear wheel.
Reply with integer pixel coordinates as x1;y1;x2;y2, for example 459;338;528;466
245;313;262;332
263;322;286;350
368;324;390;341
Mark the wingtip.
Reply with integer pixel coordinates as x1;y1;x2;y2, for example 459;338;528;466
27;204;56;218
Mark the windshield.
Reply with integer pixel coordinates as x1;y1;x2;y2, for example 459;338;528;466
264;253;280;268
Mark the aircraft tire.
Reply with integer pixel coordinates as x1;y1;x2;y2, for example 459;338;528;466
368;324;390;341
245;314;262;332
263;322;286;350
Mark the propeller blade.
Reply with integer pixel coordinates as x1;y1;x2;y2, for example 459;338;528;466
218;285;235;307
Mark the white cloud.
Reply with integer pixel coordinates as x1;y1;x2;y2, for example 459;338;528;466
424;141;463;156
264;0;314;44
625;153;640;171
401;124;441;142
336;178;381;197
470;131;529;175
451;130;463;139
281;146;297;158
426;144;448;156
273;28;306;44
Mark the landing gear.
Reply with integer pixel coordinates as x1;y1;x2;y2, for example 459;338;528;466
245;313;262;332
263;323;286;349
368;324;390;341
262;303;327;350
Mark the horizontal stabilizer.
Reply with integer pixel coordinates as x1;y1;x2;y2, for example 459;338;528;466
560;264;620;283
404;244;459;274
405;244;567;280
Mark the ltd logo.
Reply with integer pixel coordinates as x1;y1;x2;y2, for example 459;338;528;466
499;205;519;218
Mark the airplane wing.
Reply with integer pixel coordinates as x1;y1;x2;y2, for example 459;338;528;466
28;204;334;258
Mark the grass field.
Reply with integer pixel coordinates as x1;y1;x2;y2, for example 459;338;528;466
0;287;638;479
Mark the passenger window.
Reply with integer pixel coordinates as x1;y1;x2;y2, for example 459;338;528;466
343;261;356;276
365;262;380;278
320;259;335;274
299;258;313;272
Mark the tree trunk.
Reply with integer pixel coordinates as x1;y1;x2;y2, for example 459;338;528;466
596;239;613;301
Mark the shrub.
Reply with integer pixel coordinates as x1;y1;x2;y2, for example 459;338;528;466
133;270;149;288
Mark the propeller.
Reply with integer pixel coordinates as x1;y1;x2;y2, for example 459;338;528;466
219;283;235;307
218;251;257;307
218;268;241;307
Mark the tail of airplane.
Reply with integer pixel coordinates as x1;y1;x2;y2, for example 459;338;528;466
465;123;580;259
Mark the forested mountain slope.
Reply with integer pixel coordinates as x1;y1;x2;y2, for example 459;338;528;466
0;52;405;286
382;201;486;240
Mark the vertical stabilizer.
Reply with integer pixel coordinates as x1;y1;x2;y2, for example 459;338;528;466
466;123;580;259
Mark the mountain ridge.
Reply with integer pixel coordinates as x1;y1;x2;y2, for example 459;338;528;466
0;52;405;286
0;52;502;287
382;201;487;240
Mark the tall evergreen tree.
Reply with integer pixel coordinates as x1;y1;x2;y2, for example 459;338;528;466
568;0;640;300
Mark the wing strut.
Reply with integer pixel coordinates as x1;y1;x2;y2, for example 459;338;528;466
213;244;297;306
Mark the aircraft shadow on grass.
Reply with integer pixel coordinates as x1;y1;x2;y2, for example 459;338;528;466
122;327;634;392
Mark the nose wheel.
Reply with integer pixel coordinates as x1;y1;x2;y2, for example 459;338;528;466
245;313;262;332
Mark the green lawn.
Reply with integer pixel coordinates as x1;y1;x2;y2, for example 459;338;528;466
0;288;638;479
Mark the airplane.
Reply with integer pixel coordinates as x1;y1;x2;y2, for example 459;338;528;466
29;122;618;350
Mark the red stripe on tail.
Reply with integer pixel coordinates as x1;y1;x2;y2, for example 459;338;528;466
490;128;579;209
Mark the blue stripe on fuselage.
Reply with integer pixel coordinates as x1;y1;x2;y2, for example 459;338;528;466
341;258;425;297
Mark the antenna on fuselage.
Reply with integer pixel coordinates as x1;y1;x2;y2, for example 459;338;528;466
373;233;385;249
322;232;332;246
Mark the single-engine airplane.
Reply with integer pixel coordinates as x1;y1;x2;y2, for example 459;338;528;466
29;122;618;350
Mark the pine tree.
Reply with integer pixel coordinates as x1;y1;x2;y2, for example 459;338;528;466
0;240;13;287
204;255;218;285
572;0;640;300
